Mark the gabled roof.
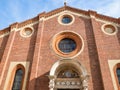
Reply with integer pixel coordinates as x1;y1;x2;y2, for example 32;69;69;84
44;5;120;23
0;5;120;36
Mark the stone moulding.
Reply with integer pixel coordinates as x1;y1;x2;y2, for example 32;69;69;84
48;59;89;90
0;5;120;38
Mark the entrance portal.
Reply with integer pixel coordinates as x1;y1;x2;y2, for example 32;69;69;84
55;67;81;89
49;60;89;90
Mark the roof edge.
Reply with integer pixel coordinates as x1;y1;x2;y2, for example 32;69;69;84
0;5;120;37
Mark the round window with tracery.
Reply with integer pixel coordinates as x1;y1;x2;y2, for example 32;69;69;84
58;13;75;25
51;31;83;58
62;16;72;24
58;38;76;53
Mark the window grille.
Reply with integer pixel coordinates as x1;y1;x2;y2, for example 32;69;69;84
117;68;120;84
62;16;72;24
12;69;24;90
58;38;76;53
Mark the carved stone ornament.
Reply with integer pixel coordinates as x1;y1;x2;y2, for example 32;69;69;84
82;75;90;90
48;75;56;90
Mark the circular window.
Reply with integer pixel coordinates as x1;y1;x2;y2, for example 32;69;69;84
58;13;75;25
58;38;76;53
102;24;117;35
51;31;83;58
62;16;72;24
20;27;34;37
23;28;32;36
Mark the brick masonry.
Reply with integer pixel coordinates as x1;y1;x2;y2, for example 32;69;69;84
0;6;120;90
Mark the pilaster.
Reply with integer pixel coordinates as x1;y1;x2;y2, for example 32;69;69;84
0;23;18;89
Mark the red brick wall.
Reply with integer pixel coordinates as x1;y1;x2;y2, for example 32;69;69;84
91;18;120;90
0;13;119;90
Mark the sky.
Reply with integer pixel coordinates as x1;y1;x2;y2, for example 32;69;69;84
0;0;120;30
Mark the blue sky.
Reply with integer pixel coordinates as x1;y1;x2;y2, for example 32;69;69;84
0;0;120;30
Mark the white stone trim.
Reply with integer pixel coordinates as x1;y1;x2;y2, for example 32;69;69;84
0;32;10;38
0;28;17;38
50;30;84;59
101;23;118;35
20;26;34;38
49;59;89;90
66;10;90;19
39;17;45;21
0;21;38;38
58;13;75;25
45;10;90;21
108;60;120;90
16;21;38;31
0;9;120;39
4;61;30;90
55;78;82;89
49;59;87;77
0;30;16;86
96;18;120;27
90;15;96;19
45;10;120;27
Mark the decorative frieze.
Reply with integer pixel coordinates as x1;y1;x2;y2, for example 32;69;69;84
55;78;82;89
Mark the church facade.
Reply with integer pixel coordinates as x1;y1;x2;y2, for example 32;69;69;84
0;5;120;90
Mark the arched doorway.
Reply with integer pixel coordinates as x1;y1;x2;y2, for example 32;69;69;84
49;59;89;90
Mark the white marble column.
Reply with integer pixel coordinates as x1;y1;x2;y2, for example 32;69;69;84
81;75;89;90
82;79;88;90
48;75;56;90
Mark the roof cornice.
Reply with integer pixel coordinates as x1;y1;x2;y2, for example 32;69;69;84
0;5;120;38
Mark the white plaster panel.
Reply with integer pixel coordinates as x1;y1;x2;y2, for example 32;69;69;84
108;60;120;90
4;61;30;90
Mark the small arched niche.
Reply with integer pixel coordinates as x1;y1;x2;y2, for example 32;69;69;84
48;59;89;90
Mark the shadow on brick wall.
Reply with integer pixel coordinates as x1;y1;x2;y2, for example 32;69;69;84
83;18;104;90
0;35;9;61
117;27;120;45
29;71;50;90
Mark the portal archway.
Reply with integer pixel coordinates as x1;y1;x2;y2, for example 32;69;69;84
49;59;89;90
